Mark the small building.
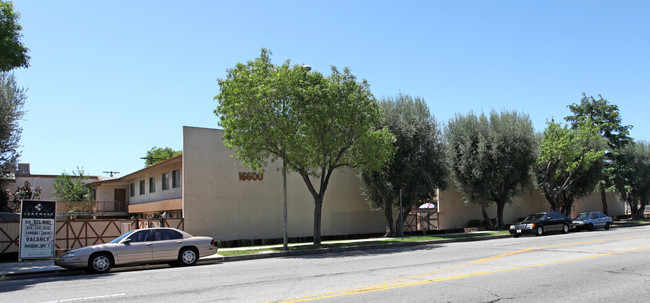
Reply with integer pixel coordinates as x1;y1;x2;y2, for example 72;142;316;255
89;155;183;220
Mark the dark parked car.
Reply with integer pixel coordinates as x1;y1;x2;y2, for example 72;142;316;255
509;212;572;237
572;211;612;231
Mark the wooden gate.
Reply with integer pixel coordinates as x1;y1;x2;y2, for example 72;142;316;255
404;208;439;232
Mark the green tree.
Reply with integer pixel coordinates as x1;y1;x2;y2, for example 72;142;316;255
215;49;395;246
11;180;41;212
483;111;537;227
445;111;536;229
144;146;182;165
53;168;93;202
614;142;650;219
0;72;25;188
445;113;492;227
0;1;30;71
533;120;606;215
360;94;447;236
565;93;633;215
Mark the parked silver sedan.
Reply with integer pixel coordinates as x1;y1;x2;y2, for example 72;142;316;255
572;211;613;231
56;228;218;273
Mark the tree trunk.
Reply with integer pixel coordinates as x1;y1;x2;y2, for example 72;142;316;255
313;196;323;247
627;195;639;220
600;190;608;216
394;205;408;236
639;197;648;220
544;193;559;212
496;201;505;228
383;200;395;237
480;200;493;230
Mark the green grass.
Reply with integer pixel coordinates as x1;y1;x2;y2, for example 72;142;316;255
218;231;509;257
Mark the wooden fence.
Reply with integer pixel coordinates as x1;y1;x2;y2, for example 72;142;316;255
0;218;184;256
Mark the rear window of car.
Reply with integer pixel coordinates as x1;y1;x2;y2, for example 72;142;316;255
154;229;183;240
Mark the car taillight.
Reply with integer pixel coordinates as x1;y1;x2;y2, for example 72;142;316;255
210;239;215;246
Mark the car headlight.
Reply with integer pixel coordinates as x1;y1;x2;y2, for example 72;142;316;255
509;225;515;230
63;252;75;258
526;224;535;229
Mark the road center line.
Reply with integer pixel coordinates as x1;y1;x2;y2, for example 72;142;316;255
270;235;647;303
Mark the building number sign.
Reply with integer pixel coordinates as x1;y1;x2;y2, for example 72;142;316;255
239;172;263;181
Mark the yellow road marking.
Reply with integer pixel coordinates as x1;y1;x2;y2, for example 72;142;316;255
270;235;647;303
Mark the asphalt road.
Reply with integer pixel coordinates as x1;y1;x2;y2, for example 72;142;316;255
2;225;650;303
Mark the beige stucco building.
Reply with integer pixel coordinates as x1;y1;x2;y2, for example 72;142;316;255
87;126;628;244
182;126;385;242
89;156;183;219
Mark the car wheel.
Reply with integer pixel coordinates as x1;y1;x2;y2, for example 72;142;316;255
535;226;544;236
512;234;520;238
605;222;611;230
562;224;569;234
178;247;198;266
88;253;113;274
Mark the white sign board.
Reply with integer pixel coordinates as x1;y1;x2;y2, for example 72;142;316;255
19;200;56;260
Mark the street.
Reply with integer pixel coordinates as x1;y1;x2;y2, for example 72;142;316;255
2;225;650;303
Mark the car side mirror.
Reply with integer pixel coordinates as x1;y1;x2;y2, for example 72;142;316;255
122;239;132;244
546;217;551;221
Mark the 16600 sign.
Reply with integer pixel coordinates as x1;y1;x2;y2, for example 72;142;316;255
239;172;264;181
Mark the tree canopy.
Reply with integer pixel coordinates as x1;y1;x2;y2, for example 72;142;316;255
565;93;633;215
0;72;25;182
0;1;30;71
53;168;93;202
144;146;182;165
445;111;536;229
215;49;395;246
360;94;447;236
614;141;650;219
533;120;606;215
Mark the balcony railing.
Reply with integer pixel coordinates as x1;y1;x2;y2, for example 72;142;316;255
56;200;128;214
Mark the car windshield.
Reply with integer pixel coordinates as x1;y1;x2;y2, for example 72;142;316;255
109;230;136;244
574;213;591;220
522;214;545;222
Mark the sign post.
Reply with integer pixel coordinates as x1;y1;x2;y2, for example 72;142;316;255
19;200;56;261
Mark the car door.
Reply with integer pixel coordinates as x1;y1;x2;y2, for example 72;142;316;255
115;229;153;265
593;213;605;228
547;212;563;231
152;229;184;261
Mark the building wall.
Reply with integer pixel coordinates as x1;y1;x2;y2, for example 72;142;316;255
182;126;628;241
124;159;182;205
182;126;385;241
438;183;626;229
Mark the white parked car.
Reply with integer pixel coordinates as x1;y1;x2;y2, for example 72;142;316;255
572;212;612;231
56;228;218;273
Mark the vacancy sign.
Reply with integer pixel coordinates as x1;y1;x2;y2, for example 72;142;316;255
19;200;56;260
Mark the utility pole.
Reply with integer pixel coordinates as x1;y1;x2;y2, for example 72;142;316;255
103;171;120;177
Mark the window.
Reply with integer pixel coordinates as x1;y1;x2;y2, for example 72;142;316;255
130;183;135;197
154;229;182;241
172;169;181;188
139;180;145;195
128;230;151;243
149;177;156;193
162;173;169;190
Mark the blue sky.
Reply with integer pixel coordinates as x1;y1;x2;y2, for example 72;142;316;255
10;0;650;176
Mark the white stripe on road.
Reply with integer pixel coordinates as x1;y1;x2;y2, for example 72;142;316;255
40;293;126;303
